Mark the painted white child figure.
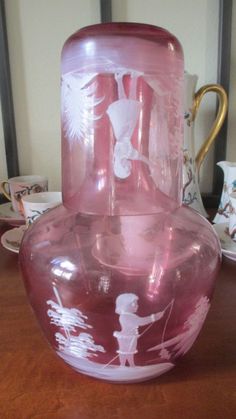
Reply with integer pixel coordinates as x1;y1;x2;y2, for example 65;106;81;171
113;293;164;367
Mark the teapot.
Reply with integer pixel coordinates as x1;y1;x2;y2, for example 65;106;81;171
213;161;236;223
183;73;227;216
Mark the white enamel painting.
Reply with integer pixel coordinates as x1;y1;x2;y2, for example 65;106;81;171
61;73;104;142
47;287;209;382
106;70;150;179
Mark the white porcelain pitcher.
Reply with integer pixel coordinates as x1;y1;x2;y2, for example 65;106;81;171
183;73;227;217
213;162;236;224
228;192;236;241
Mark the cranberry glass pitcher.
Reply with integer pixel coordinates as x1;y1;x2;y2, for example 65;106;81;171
20;23;221;383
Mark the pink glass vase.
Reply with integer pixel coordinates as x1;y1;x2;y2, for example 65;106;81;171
19;23;221;383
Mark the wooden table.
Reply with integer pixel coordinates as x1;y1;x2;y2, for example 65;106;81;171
1;224;236;419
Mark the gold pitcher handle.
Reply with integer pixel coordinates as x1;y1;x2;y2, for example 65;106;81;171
0;181;11;201
191;84;228;173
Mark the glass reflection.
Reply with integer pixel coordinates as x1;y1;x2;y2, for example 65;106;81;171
51;257;77;281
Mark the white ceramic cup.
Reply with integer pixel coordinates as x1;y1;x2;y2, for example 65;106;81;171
22;192;62;225
0;175;48;215
229;192;236;241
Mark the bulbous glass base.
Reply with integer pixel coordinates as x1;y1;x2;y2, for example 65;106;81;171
19;205;221;383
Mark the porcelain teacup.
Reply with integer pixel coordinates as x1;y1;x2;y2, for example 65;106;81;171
0;175;48;215
22;192;62;225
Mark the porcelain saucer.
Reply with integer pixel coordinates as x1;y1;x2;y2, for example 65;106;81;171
213;222;236;261
1;225;26;253
0;202;25;226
